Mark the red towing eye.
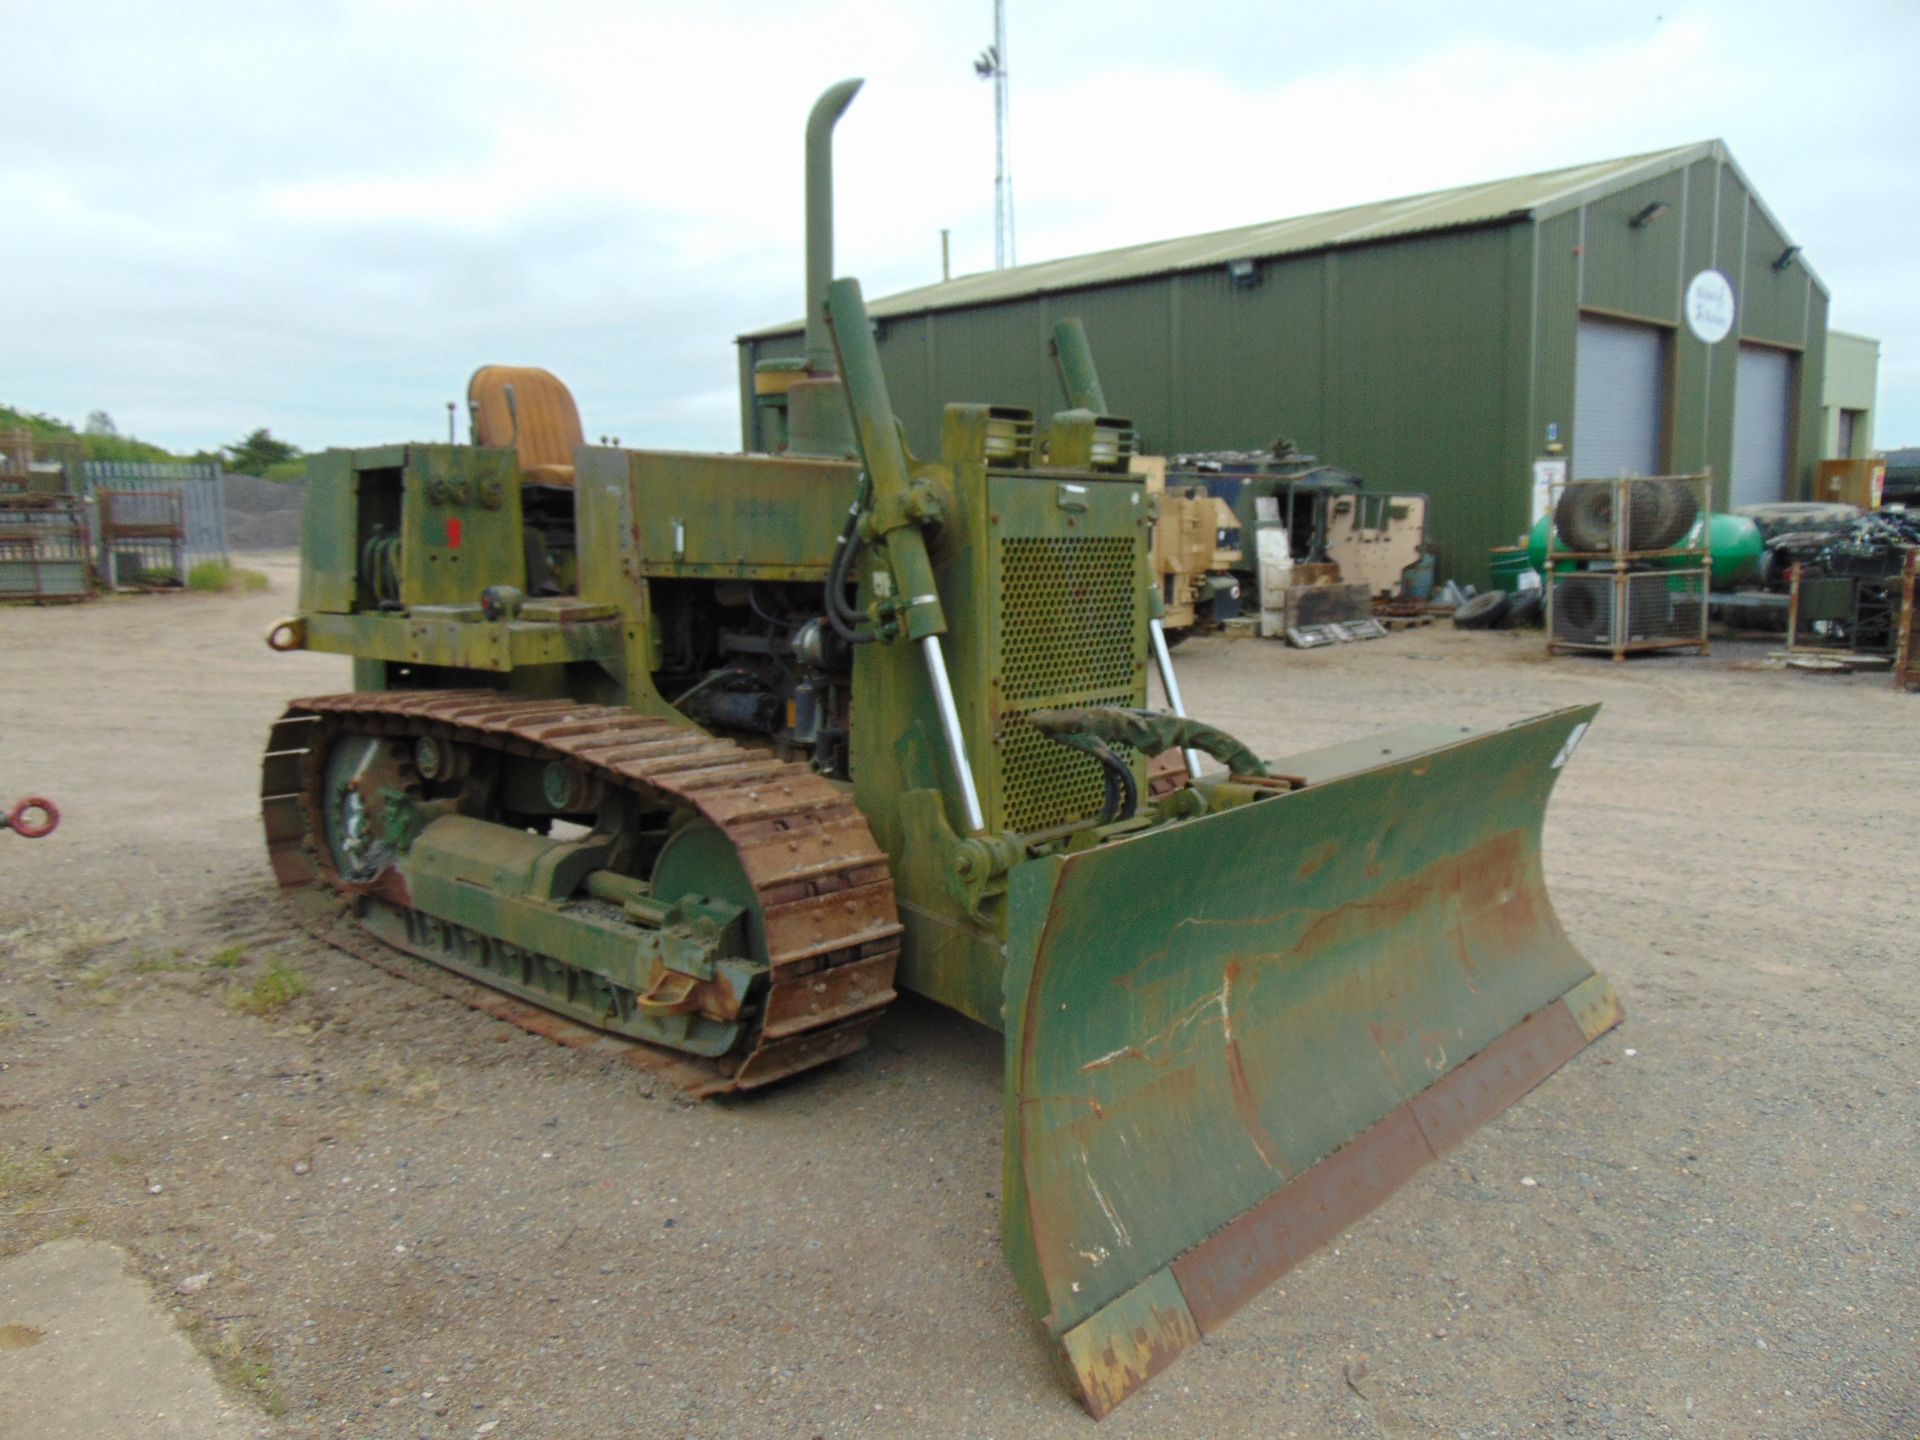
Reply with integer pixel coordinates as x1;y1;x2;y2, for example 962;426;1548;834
4;796;59;839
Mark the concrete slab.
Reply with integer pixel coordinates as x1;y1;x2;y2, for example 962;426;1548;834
0;1239;259;1440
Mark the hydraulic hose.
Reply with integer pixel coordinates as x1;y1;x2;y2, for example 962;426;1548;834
1092;739;1139;825
825;480;877;644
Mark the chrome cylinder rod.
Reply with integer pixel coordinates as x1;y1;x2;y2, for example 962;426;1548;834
921;633;986;833
1149;617;1204;779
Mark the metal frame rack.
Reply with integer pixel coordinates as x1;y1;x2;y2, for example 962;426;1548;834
0;428;95;602
1544;472;1712;662
1895;549;1919;693
97;487;188;589
0;497;95;601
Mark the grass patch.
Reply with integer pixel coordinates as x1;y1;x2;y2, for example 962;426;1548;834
206;945;249;969
209;1333;286;1417
0;1149;56;1209
128;950;196;975
59;925;118;967
224;958;309;1016
187;559;269;594
0;1006;17;1037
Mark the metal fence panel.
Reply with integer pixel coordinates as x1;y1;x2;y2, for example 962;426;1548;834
81;462;230;570
0;501;94;599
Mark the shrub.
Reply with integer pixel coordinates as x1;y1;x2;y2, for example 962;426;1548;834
187;560;270;594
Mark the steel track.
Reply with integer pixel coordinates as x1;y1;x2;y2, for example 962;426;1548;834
262;690;901;1097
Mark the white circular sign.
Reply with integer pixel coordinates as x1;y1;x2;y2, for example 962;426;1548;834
1684;269;1736;345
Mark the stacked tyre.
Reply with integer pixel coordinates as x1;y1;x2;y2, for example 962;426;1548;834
1549;478;1693;646
1552;478;1697;554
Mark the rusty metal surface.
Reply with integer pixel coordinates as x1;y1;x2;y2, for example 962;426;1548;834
263;690;901;1097
1057;1268;1202;1420
1170;1108;1429;1335
1046;985;1617;1414
1000;705;1615;1416
1171;996;1597;1331
1895;550;1918;692
2;795;60;838
97;488;188;590
312;910;727;1093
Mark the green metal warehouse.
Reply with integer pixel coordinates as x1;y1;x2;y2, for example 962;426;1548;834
738;140;1828;589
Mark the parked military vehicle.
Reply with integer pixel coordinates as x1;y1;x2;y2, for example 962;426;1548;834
262;80;1618;1416
1048;321;1430;641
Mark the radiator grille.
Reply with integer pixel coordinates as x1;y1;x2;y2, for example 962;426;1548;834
1000;537;1138;701
996;535;1142;832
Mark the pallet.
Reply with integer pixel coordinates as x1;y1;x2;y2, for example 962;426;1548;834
1286;618;1388;648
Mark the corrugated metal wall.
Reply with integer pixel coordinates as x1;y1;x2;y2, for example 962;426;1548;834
82;462;230;569
1531;156;1827;526
742;228;1522;585
740;152;1826;589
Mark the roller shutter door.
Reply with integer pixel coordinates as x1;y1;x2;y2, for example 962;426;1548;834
1574;317;1665;480
1731;344;1793;506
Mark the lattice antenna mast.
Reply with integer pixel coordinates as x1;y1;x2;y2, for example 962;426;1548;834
974;0;1015;268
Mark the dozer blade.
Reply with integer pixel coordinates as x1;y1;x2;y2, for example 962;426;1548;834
1001;704;1619;1417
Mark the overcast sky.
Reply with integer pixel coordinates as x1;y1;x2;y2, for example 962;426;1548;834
7;0;1916;457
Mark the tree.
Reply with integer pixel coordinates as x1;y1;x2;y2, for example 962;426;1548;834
84;409;118;437
224;427;299;476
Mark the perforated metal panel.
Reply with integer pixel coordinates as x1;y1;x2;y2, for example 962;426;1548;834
996;535;1142;832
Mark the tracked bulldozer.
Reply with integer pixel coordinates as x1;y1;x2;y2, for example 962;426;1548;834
261;79;1619;1416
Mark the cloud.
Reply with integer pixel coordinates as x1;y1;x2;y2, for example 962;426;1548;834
2;0;1914;453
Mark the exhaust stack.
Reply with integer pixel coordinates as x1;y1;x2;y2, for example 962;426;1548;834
804;78;863;375
1049;318;1108;416
755;78;864;458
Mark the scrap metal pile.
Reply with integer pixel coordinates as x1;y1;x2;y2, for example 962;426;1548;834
1795;509;1920;581
1744;504;1919;656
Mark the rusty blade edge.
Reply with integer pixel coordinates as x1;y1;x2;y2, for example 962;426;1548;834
1170;990;1607;1329
1060;981;1620;1419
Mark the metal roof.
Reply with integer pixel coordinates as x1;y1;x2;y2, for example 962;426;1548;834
745;140;1734;338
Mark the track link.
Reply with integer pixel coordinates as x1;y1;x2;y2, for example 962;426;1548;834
262;690;901;1097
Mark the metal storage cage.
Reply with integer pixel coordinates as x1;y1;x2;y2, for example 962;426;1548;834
1544;472;1712;661
96;487;188;589
0;499;94;600
0;428;95;601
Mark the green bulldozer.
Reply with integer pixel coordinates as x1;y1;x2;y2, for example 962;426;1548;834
262;80;1619;1416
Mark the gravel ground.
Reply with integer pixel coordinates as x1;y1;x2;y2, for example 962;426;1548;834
1;559;1915;1439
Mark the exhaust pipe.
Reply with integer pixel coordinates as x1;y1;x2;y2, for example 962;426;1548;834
803;78;863;376
1049;318;1108;416
764;78;864;458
